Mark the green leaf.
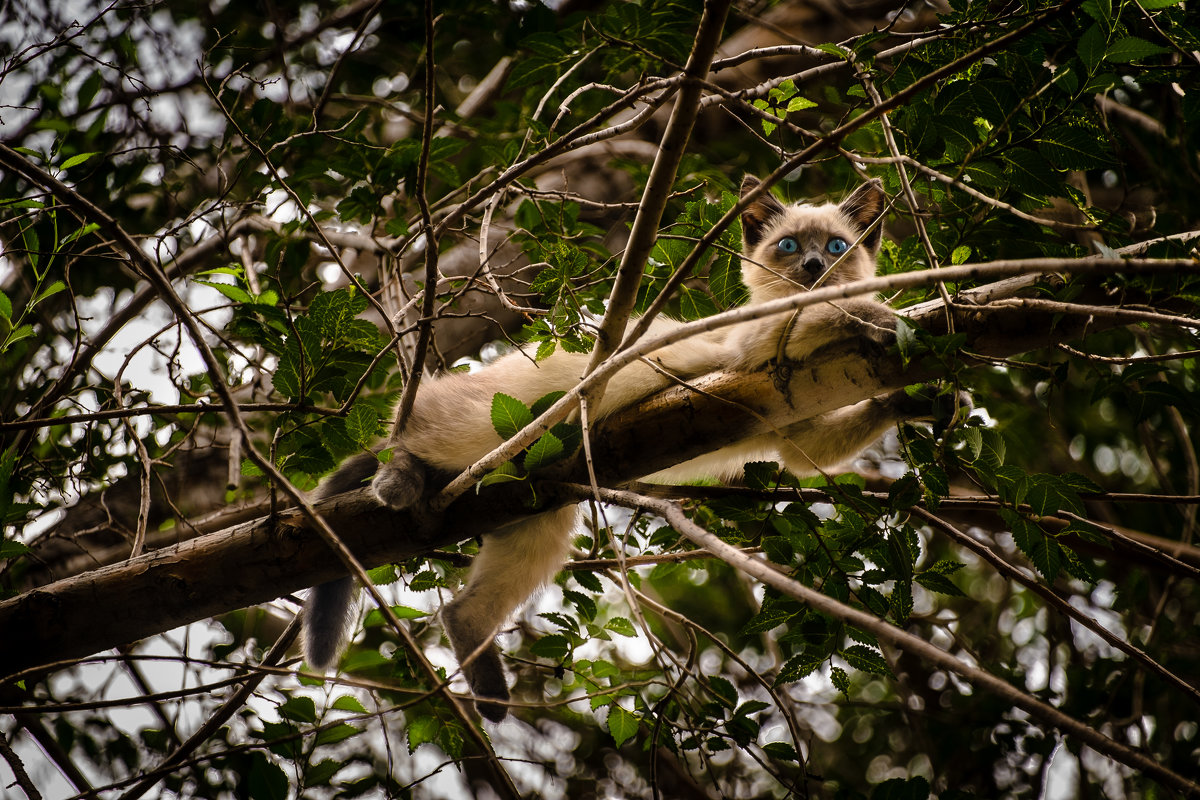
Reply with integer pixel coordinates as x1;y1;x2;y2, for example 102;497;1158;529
247;753;289;800
490;392;533;440
0;540;32;559
607;706;640;747
1105;36;1171;63
915;571;965;597
1036;125;1113;169
60;151;100;170
367;564;398;584
775;651;826;685
61;222;100;246
1004;149;1061;195
407;715;439;753
707;675;738;709
830;665;850;697
314;722;360;747
278;695;317;723
530;390;566;417
840;645;892;677
604;617;637;637
524;430;565;472
480;460;523;487
305;759;343;787
1077;24;1107;73
0;290;10;320
5;324;35;348
1006;512;1062;581
331;695;368;713
194;279;253;305
345;404;379;447
763;741;799;762
530;633;571;660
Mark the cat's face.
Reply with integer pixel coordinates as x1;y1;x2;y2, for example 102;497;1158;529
738;177;886;303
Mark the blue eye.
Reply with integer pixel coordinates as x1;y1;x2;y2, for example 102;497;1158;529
776;236;798;254
827;237;848;255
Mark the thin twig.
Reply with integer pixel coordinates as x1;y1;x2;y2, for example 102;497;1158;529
580;485;1200;796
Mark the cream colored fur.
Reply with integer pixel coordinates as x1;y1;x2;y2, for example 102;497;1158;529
304;176;911;721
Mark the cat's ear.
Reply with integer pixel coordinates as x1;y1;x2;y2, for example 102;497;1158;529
740;176;786;248
839;178;886;251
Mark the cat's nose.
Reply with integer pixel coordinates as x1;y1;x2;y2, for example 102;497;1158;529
802;257;824;275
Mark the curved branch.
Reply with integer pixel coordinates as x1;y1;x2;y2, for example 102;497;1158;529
585;486;1200;796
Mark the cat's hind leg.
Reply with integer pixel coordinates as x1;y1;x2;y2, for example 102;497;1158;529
441;506;578;721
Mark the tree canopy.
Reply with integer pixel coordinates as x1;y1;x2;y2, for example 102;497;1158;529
1;0;1199;798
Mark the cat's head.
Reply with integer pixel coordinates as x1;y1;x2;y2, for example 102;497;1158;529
738;176;886;303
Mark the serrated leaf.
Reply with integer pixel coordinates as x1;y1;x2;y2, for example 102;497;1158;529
604;617;637;637
278;696;317;723
523;430;564;472
1077;24;1107;73
775;651;825;685
0;290;10;320
314;722;360;747
344;404;379;446
707;675;737;709
830;665;850;696
530;633;571;660
841;645;891;676
607;706;639;747
331;695;368;713
763;741;799;762
1004;149;1061;195
563;587;598;620
1105;36;1170;63
362;604;429;627
407;715;438;753
915;571;965;597
247;753;289;800
367;564;397;584
490;392;533;440
530;390;566;417
1037;126;1113;169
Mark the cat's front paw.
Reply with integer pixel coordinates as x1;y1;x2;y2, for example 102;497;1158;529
370;448;426;510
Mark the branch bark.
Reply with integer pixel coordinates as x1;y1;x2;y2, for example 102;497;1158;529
5;270;1189;676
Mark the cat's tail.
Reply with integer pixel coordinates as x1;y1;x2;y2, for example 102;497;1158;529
302;576;357;670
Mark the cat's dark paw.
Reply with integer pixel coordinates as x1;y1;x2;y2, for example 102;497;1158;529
371;448;426;510
443;601;511;721
466;656;511;722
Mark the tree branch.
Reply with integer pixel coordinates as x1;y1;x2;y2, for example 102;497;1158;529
584;486;1200;796
5;269;1194;676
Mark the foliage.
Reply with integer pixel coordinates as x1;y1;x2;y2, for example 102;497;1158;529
1;0;1198;798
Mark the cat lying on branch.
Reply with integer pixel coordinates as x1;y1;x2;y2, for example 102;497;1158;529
303;174;923;721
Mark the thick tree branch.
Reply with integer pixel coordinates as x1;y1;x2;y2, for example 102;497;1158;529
5;270;1195;676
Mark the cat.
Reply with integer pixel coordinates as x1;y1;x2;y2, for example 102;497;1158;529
303;174;914;721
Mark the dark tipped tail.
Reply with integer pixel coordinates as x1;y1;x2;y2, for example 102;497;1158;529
302;576;357;670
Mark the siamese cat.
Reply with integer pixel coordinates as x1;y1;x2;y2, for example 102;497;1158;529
303;175;913;721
